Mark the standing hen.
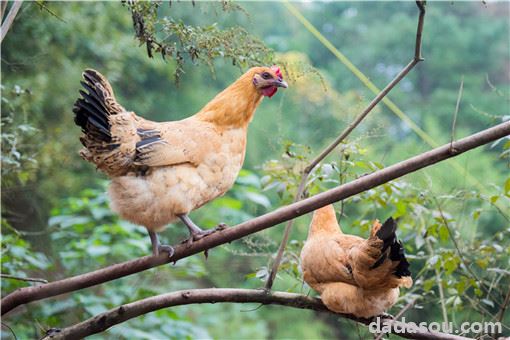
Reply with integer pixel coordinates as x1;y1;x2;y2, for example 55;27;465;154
73;66;287;257
300;205;412;318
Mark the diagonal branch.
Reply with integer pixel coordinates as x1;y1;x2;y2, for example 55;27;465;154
0;0;22;43
264;0;427;289
2;121;509;316
42;288;471;340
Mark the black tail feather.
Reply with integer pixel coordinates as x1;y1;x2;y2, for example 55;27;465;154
376;217;397;254
79;81;106;108
391;240;411;277
370;217;411;277
74;70;115;144
74;98;108;129
78;89;109;125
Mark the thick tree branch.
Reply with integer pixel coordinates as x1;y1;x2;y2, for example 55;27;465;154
42;288;471;340
2;121;509;316
265;0;426;289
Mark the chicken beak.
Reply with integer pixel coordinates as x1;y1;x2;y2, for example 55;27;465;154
274;79;288;88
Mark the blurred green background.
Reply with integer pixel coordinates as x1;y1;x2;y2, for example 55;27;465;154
1;1;509;339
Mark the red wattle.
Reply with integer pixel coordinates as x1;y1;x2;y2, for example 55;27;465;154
261;86;277;98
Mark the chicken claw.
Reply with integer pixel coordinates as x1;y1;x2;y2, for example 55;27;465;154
178;214;228;247
149;231;174;258
157;244;175;258
216;222;228;231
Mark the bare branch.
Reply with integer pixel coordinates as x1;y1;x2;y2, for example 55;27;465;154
1;1;22;43
0;274;48;284
264;0;427;289
41;288;470;340
414;0;426;60
2;121;509;316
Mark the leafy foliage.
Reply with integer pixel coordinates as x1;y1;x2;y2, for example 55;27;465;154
124;0;273;82
1;84;39;185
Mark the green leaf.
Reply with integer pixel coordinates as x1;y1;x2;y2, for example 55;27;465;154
243;191;271;208
394;200;407;218
476;258;489;269
454;280;466;294
48;215;91;228
236;170;261;188
212;196;242;210
472;209;481;221
423;278;436;292
86;245;110;257
443;255;459;274
438;224;449;242
245;272;257;279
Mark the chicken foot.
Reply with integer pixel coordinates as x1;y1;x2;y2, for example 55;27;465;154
178;214;227;246
148;231;175;258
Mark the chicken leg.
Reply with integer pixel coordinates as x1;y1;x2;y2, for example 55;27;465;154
178;214;226;246
149;231;175;258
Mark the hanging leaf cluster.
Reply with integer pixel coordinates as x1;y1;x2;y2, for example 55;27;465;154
123;1;273;82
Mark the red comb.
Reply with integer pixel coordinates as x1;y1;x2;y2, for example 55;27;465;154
271;65;282;78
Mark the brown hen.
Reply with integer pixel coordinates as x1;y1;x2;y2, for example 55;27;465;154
73;67;287;257
300;205;412;318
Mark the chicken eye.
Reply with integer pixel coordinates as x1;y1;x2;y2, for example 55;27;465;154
261;72;272;80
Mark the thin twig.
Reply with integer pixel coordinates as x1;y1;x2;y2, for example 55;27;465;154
425;239;449;325
495;278;510;324
0;1;22;43
489;199;510;223
1;322;17;340
2;120;509;316
490;286;510;337
450;76;464;151
0;274;48;284
265;0;427;290
374;297;420;340
394;297;420;321
34;1;66;23
41;288;470;340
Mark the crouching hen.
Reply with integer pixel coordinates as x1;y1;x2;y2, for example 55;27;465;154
73;67;287;257
300;205;412;318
